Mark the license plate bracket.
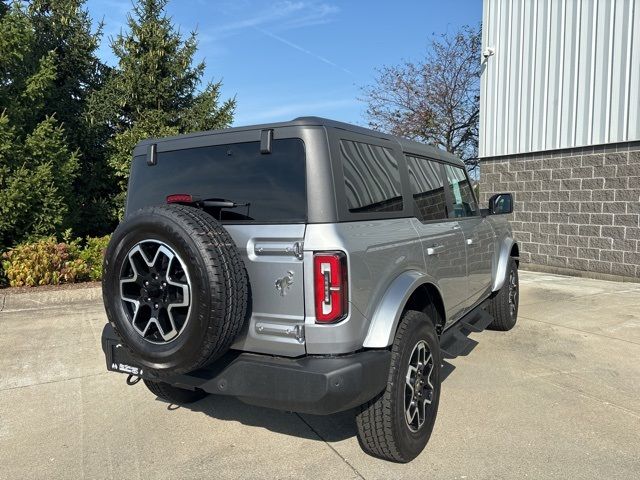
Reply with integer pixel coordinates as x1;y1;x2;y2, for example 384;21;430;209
105;339;146;376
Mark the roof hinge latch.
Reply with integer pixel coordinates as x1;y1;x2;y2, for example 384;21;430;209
260;129;273;154
146;143;158;166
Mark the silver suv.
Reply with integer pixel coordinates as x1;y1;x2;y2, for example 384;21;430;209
101;117;519;462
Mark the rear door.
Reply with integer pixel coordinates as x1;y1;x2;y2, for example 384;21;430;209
442;164;495;308
127;135;308;356
405;155;468;325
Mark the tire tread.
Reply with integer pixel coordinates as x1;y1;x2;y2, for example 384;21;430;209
487;257;518;331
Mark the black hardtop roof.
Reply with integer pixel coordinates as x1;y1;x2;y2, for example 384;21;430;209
134;116;464;167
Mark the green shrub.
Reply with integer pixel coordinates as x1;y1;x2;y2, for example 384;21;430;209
78;235;110;281
1;237;88;287
1;234;112;287
0;259;7;287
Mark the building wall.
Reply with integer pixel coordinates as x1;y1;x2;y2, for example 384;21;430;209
479;144;640;281
480;0;640;158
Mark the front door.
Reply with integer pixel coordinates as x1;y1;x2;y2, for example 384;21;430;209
442;164;495;308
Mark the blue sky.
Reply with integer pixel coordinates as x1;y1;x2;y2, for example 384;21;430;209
86;0;482;126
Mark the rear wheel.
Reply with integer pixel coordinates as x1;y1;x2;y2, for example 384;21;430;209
355;310;441;463
487;257;519;331
143;379;207;404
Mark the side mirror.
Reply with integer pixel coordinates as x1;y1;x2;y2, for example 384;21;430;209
488;193;513;215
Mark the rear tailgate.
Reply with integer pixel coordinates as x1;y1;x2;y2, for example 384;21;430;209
126;135;308;356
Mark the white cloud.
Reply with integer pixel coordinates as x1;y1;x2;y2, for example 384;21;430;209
211;1;339;37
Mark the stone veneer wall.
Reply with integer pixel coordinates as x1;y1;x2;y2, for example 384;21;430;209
479;142;640;281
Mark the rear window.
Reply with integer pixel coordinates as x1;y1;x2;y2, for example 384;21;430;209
126;139;306;223
340;140;403;213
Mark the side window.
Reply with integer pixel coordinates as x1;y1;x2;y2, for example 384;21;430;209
406;155;448;221
444;165;478;218
340;140;403;213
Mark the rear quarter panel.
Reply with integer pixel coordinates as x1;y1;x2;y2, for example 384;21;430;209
303;219;425;354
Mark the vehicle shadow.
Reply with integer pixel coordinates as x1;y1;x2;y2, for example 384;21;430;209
157;315;487;443
165;393;358;442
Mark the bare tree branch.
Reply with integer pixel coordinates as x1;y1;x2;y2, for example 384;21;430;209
361;25;481;171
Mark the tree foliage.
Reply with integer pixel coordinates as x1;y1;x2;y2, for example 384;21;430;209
89;0;236;214
0;3;79;250
29;0;114;237
362;25;481;168
0;0;234;255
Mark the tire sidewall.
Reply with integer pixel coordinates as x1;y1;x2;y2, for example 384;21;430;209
103;208;216;372
391;312;441;460
508;258;519;321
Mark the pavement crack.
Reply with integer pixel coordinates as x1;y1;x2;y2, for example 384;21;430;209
522;316;640;347
541;377;640;419
295;413;366;480
0;371;109;392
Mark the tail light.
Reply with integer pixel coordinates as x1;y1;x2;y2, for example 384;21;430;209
313;252;348;323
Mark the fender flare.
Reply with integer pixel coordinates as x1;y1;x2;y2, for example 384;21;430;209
362;270;443;348
492;237;518;292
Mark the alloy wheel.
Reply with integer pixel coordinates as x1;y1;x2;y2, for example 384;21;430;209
119;240;191;344
404;340;435;432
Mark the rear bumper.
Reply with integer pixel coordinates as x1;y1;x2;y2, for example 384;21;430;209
102;324;390;415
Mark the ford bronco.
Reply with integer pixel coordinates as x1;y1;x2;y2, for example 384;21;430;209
101;117;518;462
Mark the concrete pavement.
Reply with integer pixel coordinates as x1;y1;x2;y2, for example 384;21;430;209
1;271;639;479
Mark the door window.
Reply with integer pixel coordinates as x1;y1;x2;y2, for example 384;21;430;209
444;165;478;218
406;155;448;221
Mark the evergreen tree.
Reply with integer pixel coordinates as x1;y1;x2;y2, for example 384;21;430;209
89;0;236;215
29;0;114;236
0;3;78;250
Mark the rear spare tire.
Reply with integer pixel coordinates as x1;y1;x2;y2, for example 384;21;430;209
102;204;248;376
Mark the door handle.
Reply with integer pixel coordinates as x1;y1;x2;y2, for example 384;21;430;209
427;244;446;256
466;238;473;245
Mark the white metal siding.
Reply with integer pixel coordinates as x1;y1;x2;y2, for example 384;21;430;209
480;0;640;157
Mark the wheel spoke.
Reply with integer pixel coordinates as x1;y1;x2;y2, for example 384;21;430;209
406;364;417;390
417;398;426;428
417;342;427;367
405;400;418;426
424;354;434;405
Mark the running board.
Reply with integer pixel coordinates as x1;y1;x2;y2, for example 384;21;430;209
440;303;493;359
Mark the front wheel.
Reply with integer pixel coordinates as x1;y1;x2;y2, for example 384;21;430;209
355;310;441;463
487;257;519;331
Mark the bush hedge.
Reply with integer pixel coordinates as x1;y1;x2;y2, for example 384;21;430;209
1;235;110;287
